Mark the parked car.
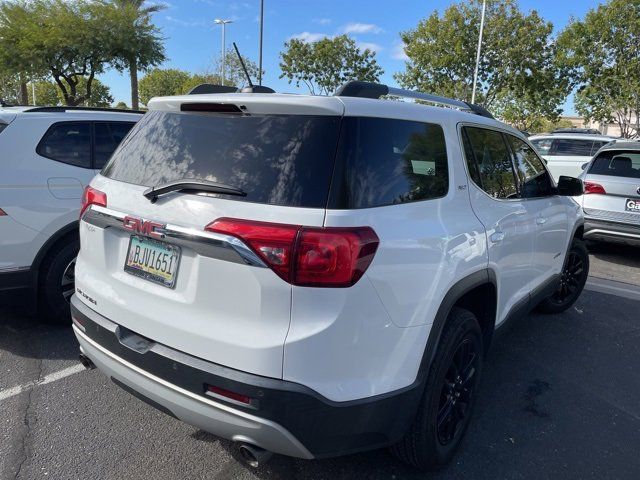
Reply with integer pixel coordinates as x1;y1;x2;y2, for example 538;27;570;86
529;130;616;181
71;82;588;470
0;106;142;323
577;141;640;245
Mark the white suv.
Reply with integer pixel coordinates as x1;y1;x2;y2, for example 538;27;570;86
71;82;588;470
529;129;616;181
0;106;141;323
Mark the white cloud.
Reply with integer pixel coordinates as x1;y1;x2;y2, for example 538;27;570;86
357;41;383;53
165;15;206;27
391;42;409;61
342;22;383;35
289;31;330;43
314;18;332;25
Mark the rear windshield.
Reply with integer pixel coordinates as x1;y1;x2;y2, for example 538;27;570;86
103;111;341;208
588;151;640;178
103;110;448;210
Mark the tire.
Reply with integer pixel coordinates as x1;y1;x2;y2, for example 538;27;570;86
390;307;483;471
537;238;589;314
38;238;79;325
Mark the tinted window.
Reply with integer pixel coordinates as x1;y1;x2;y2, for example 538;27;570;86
94;122;135;169
531;138;552;155
330;117;448;208
551;139;594;156
37;122;91;168
463;127;518;199
103;111;341;208
0;123;7;135
590;141;609;156
588;151;640;178
508;135;553;198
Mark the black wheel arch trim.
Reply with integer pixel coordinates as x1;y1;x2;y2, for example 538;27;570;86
27;221;79;310
417;269;496;380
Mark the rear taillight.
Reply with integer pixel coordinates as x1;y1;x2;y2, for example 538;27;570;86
80;186;107;218
0;208;6;216
584;182;606;195
205;218;379;288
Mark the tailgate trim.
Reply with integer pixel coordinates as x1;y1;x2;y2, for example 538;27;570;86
82;205;266;267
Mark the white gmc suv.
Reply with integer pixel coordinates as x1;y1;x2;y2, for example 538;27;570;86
0;106;141;323
71;82;588;470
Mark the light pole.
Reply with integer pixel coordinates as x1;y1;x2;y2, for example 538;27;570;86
214;19;233;86
471;0;486;105
258;0;264;85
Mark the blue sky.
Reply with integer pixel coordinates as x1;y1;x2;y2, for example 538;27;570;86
101;0;605;114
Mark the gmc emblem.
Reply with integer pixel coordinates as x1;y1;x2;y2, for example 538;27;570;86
123;216;166;239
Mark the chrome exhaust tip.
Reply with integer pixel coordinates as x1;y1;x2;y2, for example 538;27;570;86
79;353;96;370
238;443;273;468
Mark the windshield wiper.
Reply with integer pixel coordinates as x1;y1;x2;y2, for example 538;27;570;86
143;179;247;203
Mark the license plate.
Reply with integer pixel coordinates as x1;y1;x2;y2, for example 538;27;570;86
124;235;181;288
625;198;640;213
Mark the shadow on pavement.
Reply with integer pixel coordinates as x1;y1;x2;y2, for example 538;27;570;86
0;297;78;362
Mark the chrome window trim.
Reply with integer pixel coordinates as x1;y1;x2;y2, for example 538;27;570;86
82;205;267;268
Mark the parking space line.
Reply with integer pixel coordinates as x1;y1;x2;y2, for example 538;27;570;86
585;277;640;302
0;363;86;402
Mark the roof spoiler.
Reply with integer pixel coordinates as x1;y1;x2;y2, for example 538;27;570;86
334;81;494;119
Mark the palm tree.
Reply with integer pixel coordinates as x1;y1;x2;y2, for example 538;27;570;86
110;0;166;109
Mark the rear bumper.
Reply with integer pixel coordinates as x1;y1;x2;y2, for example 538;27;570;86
584;218;640;245
70;296;422;459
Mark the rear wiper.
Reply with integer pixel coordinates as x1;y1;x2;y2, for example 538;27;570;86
143;179;247;203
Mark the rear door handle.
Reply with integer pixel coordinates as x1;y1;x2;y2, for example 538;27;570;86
536;217;547;225
490;231;505;243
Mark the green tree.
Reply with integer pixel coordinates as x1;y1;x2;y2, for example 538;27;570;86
557;0;640;139
180;73;222;95
0;72;23;105
114;101;129;109
395;0;569;127
0;0;117;106
65;77;114;107
105;0;166;110
279;35;383;95
28;81;60;106
211;49;263;88
138;68;191;105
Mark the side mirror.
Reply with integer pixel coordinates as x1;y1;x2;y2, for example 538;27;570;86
581;163;589;171
557;176;584;196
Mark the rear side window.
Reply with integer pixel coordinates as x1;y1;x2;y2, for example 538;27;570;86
37;122;91;168
0;122;7;134
103;111;341;208
94;122;135;169
507;135;554;198
551;139;594;156
329;117;448;209
463;127;518;199
588;151;640;178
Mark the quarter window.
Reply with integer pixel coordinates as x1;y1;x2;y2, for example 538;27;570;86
94;122;135;169
37;122;91;168
463;127;518;199
507;135;554;198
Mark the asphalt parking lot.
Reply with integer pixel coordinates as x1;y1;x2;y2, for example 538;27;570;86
2;243;640;480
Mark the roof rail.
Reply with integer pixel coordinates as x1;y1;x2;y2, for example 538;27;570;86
550;128;601;135
334;81;494;119
24;106;145;114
